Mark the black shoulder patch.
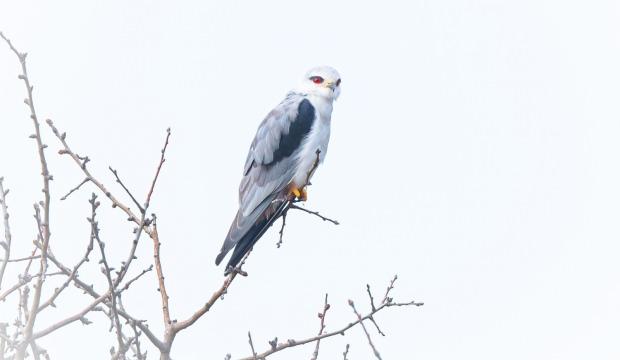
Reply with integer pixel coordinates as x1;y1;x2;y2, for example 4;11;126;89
266;98;315;165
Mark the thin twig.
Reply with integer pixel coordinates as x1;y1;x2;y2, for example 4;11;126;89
276;205;289;248
152;217;171;327
382;275;397;304
0;177;12;290
31;290;111;341
310;293;330;360
41;125;172;353
349;300;382;360
21;247;38;280
0;275;32;303
248;331;257;360
43;245;165;350
46;119;151;237
90;194;124;356
1;255;41;263
37;215;94;313
112;212;147;288
0;323;8;357
304;149;321;188
366;284;376;311
288;205;339;225
368;316;385;337
131;321;147;360
118;265;153;295
236;293;422;359
342;344;350;360
59;178;89;201
0;272;63;303
144;128;170;210
365;284;386;336
109;167;144;214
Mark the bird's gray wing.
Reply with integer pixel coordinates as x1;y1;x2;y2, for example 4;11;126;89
239;93;303;216
215;93;316;267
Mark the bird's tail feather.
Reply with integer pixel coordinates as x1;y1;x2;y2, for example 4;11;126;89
223;200;289;274
215;194;278;267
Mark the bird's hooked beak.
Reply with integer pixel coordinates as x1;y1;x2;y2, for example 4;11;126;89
325;81;336;91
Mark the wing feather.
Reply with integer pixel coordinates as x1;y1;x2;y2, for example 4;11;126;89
240;94;316;215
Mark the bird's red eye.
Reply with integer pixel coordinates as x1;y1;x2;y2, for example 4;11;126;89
336;78;341;86
310;76;324;84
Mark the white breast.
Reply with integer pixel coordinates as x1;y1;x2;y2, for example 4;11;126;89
292;96;333;187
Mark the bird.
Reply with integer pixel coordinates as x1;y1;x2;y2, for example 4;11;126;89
215;66;341;273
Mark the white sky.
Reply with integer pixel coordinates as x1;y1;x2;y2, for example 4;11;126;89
1;1;620;359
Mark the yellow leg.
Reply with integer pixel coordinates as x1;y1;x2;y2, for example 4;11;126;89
288;185;308;201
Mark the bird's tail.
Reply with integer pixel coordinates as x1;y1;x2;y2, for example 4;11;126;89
216;196;289;274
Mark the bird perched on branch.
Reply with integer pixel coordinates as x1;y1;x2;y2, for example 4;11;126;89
215;66;341;273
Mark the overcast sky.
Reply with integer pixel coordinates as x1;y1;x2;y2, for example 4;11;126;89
1;1;620;359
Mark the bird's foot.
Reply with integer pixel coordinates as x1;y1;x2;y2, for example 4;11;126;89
288;185;307;202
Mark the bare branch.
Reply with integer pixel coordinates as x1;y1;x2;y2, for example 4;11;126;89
31;290;110;341
1;255;41;263
29;339;49;360
368;316;385;337
59;178;89;201
42;244;165;350
275;206;289;248
31;196;157;343
382;275;397;305
1;33;53;359
144;127;171;210
130;321;147;360
0;177;12;289
342;344;350;360
288;204;340;225
366;285;386;336
118;265;153;295
236;279;423;360
348;299;381;359
152;217;171;327
0;323;8;356
366;284;376;311
109;167;144;214
304;149;321;189
247;331;257;360
112;212;147;289
90;193;124;356
37;213;95;313
144;129;174;357
46;119;149;236
20;247;39;280
33;128;170;354
0;272;63;304
0;275;32;303
310;293;330;360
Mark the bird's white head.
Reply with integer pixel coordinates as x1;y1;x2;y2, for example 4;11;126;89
296;66;341;101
